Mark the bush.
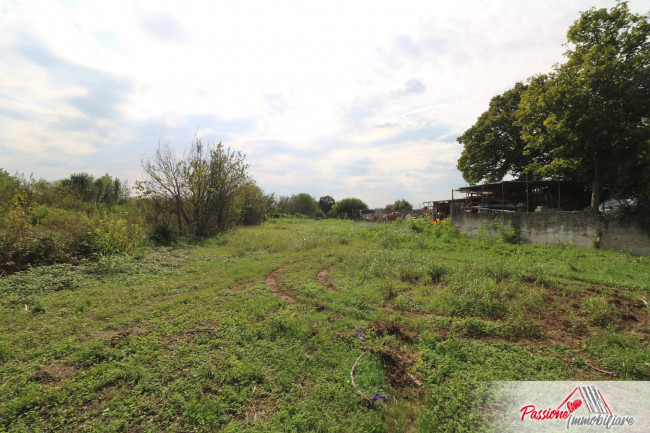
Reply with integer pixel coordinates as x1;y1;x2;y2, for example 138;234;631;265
151;221;178;246
427;263;449;283
86;215;147;257
20;231;66;266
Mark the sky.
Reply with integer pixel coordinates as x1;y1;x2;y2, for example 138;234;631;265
1;0;649;208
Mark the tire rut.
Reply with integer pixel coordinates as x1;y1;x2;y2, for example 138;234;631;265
265;266;297;304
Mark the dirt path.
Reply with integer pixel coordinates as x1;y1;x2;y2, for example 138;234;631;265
265;266;297;304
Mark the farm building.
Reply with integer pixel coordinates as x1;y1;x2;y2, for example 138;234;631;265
430;180;591;216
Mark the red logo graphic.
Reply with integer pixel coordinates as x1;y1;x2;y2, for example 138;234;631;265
556;386;611;416
567;399;582;413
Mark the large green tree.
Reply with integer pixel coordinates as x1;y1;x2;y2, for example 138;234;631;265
457;82;530;184
518;1;650;210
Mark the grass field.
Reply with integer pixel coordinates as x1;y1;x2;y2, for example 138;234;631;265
1;218;648;432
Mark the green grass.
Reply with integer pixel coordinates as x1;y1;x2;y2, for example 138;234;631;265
0;218;648;432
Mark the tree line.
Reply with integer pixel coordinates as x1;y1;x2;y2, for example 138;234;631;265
1;135;414;273
457;2;649;217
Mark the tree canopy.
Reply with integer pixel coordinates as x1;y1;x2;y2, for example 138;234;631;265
457;82;530;184
518;1;650;210
330;198;368;219
386;199;413;212
457;1;650;212
318;196;335;214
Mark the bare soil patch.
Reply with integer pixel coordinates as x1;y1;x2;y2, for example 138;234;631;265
376;345;422;391
316;265;337;291
32;364;78;385
265;266;297;304
229;283;246;292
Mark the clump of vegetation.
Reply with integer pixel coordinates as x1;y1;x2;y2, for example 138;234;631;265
584;296;617;327
585;330;650;379
151;221;178;246
0;136;274;274
139;138;257;236
0;170;147;273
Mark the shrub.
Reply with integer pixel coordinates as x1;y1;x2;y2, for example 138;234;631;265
86;215;147;257
427;263;449;283
151;221;178;246
20;231;66;266
30;204;50;226
237;182;267;225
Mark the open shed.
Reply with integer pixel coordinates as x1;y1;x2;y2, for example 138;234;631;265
452;180;590;214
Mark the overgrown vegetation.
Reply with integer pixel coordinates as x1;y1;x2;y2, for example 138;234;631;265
0;170;145;274
0;137;276;273
1;219;647;431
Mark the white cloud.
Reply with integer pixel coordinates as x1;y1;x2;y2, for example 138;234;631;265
1;0;647;205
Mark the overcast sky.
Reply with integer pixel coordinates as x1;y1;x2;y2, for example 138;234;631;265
1;0;648;207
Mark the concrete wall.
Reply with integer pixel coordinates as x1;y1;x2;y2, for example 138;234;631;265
452;211;650;255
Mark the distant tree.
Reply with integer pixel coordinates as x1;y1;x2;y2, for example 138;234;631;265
94;174;120;205
274;195;293;215
63;173;96;203
290;193;320;217
59;172;125;206
517;2;650;211
264;192;278;216
318;195;335;215
237;182;267;225
0;169;19;211
457;82;531;184
392;199;413;212
330;198;368;219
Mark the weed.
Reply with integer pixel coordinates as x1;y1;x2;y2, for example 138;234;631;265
427;263;449;283
31;301;47;314
584;296;618;327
